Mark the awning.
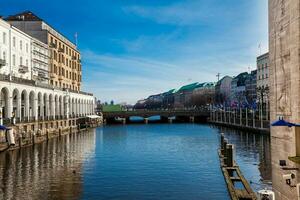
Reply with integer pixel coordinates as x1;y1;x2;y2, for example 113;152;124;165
87;115;101;119
0;125;10;130
271;119;298;127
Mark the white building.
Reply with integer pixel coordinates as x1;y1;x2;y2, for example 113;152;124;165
0;19;10;75
31;38;49;84
256;52;269;102
11;25;31;80
0;18;32;80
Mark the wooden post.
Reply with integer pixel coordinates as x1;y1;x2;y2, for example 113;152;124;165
226;144;234;167
144;118;149;124
221;133;225;154
223;139;228;164
224;108;226;123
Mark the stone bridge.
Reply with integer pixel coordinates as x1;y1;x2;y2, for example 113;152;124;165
102;109;210;124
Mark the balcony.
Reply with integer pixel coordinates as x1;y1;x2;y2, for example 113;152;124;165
58;47;64;53
18;65;29;73
38;71;47;79
0;59;6;67
50;73;56;78
58;74;63;80
49;42;57;48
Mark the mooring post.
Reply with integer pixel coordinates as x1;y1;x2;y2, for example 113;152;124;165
223;139;228;165
226;144;234;167
221;133;225;155
246;108;248;127
144;118;149;124
253;109;255;128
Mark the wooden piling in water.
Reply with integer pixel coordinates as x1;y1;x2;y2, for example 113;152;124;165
219;133;257;200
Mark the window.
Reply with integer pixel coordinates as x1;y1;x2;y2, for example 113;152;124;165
26;59;28;67
13;37;16;47
20;57;23;65
3;51;6;61
12;55;15;66
2;32;6;44
26;43;29;53
20;41;23;50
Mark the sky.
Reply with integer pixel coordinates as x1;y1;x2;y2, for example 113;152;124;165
0;0;268;104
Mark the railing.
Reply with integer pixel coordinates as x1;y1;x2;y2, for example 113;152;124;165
210;108;270;130
0;59;6;67
0;74;93;96
49;42;57;48
19;65;29;73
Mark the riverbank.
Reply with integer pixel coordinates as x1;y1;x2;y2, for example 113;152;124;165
0;118;103;152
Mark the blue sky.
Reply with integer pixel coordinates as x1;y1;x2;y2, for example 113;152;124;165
1;0;268;104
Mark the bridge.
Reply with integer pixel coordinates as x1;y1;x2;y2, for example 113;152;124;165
102;109;210;124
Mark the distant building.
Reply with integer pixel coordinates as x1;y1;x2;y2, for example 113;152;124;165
231;72;249;107
215;76;232;106
162;89;176;109
256;52;269;103
245;70;257;105
174;82;201;108
191;82;215;107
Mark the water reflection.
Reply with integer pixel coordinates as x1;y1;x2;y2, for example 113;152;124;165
0;129;96;200
0;125;271;200
216;126;272;191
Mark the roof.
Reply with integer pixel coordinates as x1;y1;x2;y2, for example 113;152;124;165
6;11;77;49
6;11;42;21
233;72;249;87
177;82;200;92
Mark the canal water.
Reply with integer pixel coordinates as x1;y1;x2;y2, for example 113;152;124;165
0;124;271;200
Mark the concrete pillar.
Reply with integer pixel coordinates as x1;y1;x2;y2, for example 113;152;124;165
51;98;55;119
40;99;44;120
45;98;49;120
33;97;38;121
25;94;29;120
66;98;69;119
16;95;21;121
7;95;12;119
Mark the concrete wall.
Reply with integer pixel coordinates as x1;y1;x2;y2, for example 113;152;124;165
269;0;300;199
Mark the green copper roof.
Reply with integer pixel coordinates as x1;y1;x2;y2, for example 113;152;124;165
177;82;200;92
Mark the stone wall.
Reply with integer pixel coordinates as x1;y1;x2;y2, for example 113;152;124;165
269;0;300;199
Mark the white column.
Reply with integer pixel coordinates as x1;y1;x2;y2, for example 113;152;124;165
7;94;12;119
17;95;21;121
25;94;29;120
33;97;38;120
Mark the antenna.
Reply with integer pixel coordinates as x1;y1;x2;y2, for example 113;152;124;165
216;73;220;81
75;32;78;47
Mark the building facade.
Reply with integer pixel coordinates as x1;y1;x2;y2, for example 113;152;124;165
6;11;82;91
245;70;257;105
31;37;49;84
230;72;248;107
0;11;97;149
215;76;232;106
0;18;32;80
256;52;269;103
269;0;300;199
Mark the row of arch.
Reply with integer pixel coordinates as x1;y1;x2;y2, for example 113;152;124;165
0;86;94;122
